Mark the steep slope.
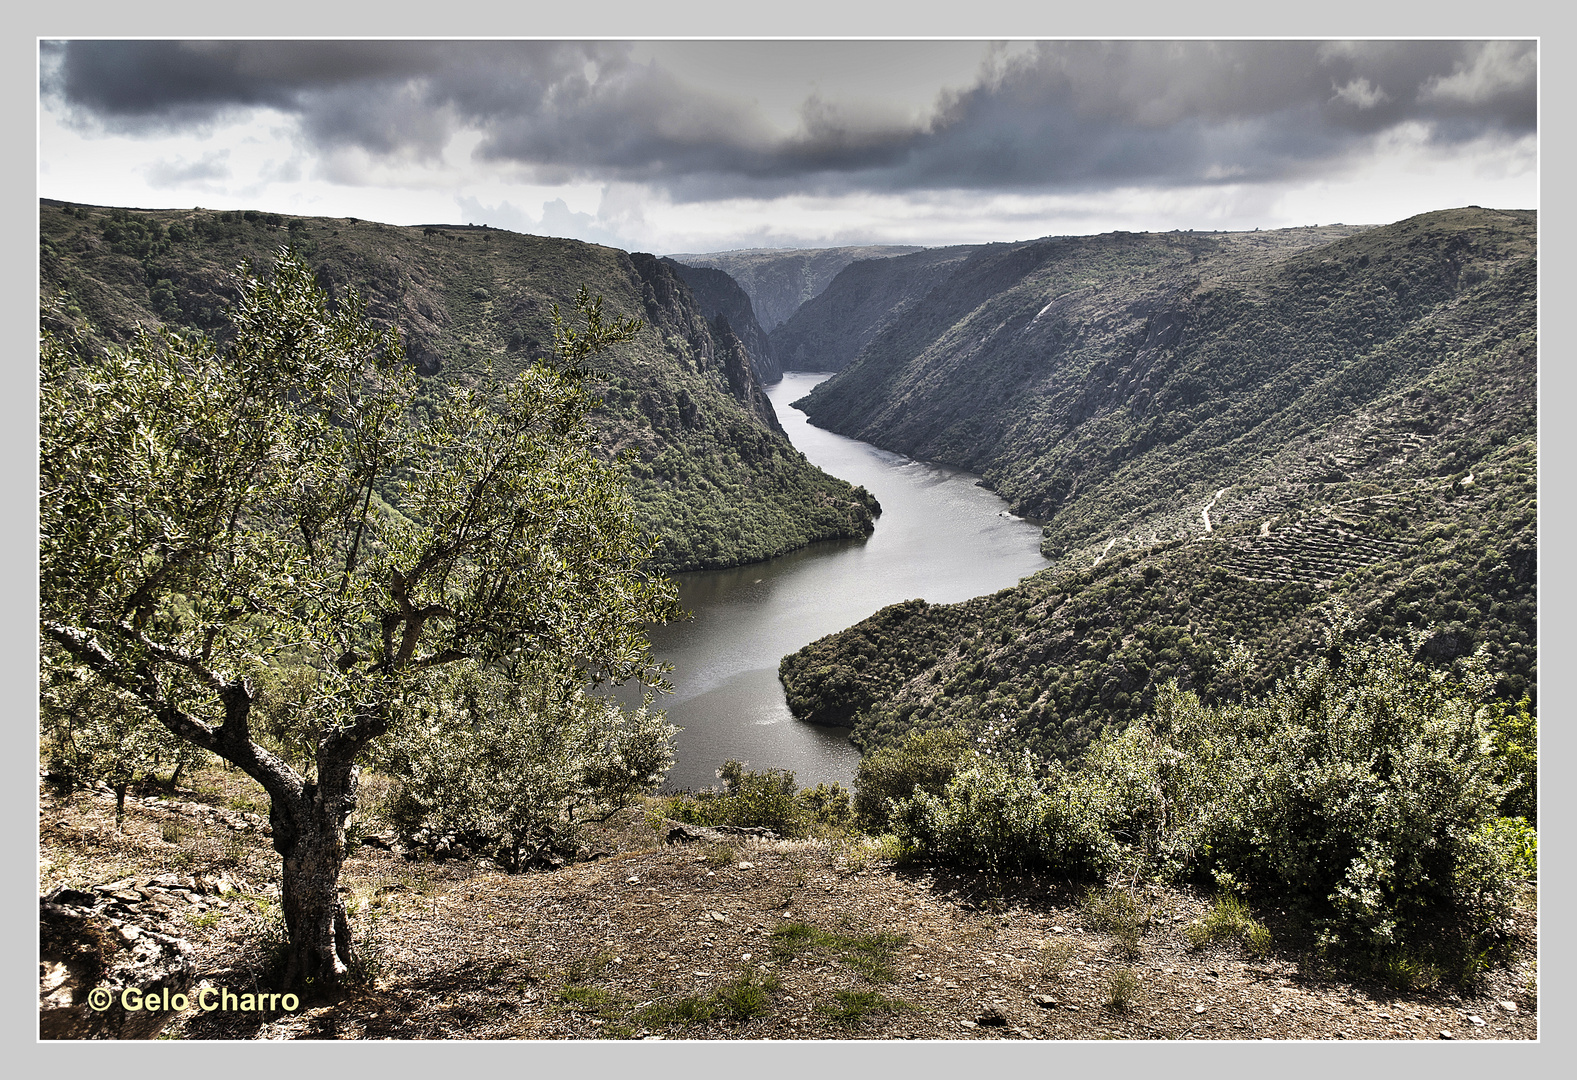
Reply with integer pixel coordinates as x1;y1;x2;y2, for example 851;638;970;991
665;245;923;331
39;201;878;573
769;246;985;373
780;209;1535;761
665;258;781;382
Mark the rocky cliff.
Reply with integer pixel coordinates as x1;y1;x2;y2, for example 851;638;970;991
664;258;781;384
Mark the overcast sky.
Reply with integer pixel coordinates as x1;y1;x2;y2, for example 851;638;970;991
37;39;1537;254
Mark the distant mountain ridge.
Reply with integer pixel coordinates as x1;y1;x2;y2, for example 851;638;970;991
39;199;878;573
665;245;924;333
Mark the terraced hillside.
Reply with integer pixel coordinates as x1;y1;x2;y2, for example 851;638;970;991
39;200;877;573
780;209;1535;761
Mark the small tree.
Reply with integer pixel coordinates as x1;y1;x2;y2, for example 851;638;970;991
379;659;677;870
40;250;680;990
42;657;210;825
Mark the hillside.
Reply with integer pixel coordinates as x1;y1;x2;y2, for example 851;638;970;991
780;209;1535;760
38;200;878;573
770;246;986;373
666;245;924;332
666;258;781;382
39;767;1537;1041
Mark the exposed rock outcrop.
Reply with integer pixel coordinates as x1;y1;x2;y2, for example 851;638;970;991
665;259;781;383
40;889;197;1039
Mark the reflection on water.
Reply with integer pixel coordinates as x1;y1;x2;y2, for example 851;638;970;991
651;372;1050;792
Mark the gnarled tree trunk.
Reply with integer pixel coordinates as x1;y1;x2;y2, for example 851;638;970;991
270;778;357;988
146;678;378;995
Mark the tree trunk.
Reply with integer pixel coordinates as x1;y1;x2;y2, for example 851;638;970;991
271;781;357;991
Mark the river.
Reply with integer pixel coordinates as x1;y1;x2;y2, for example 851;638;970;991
653;372;1051;793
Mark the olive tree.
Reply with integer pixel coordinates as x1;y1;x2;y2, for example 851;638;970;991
379;658;677;871
40;249;680;990
42;661;210;825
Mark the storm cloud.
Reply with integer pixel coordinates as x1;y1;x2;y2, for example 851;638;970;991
41;39;1535;203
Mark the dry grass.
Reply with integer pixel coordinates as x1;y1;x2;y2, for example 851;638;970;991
38;753;1540;1042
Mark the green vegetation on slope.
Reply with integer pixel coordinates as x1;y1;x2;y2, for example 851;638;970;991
695;620;1538;986
39;200;876;573
780;209;1534;763
889;620;1533;981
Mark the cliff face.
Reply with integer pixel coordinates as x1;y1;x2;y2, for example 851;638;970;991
625;252;780;427
664;259;781;384
40;201;874;573
768;246;984;372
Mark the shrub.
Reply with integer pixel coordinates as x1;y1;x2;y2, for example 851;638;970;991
1104;967;1142;1011
1485;695;1536;823
1038;939;1074;977
1241;623;1513;958
666;761;813;836
853;726;970;829
890;749;1113;877
895;611;1524;975
797;782;855;834
377;662;675;871
1072;612;1520;966
714;761;799;832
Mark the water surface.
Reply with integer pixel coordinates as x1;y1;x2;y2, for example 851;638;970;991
654;372;1050;792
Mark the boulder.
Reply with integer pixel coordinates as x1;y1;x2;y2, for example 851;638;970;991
39;896;195;1039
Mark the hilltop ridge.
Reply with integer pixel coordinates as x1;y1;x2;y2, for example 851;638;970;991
39;200;879;573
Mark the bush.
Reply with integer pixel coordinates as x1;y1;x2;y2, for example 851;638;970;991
663;761;806;836
796;782;855;835
853;726;969;829
891;612;1526;976
890;749;1113;877
1071;612;1521;966
1185;895;1271;957
715;761;800;833
1485;695;1536;823
377;661;675;871
1104;967;1142;1011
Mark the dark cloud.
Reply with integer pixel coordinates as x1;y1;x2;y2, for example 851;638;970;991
42;39;1535;196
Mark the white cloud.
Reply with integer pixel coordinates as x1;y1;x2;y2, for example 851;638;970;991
1420;40;1536;106
143;151;232;190
1330;77;1390;110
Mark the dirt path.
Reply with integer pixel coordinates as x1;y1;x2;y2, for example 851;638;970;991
1201;488;1227;534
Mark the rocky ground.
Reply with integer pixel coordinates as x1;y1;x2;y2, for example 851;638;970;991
39;768;1539;1042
